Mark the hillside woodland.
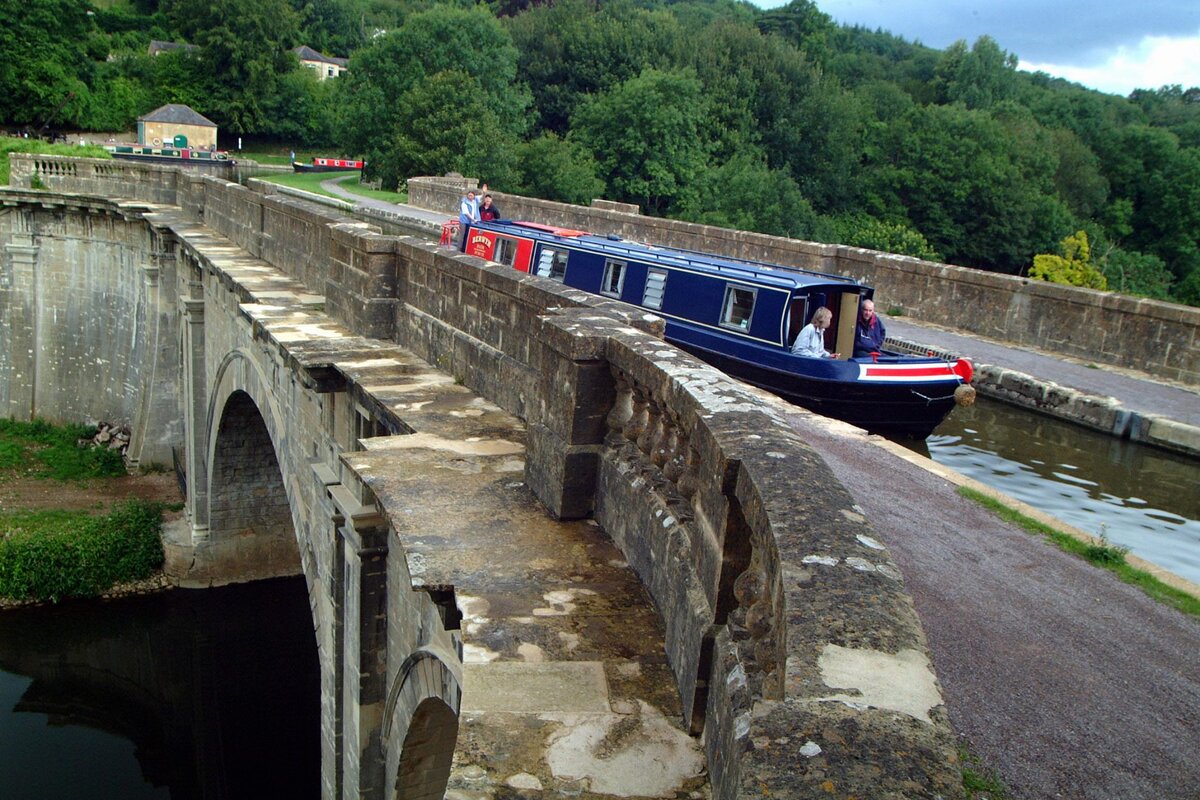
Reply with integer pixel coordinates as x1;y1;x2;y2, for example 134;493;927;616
4;0;1198;304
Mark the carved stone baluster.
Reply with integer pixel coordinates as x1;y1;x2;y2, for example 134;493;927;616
637;398;661;456
652;413;674;469
606;370;633;443
623;386;648;444
663;423;686;483
677;443;700;499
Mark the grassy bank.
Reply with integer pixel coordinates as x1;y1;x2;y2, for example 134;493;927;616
0;418;165;602
259;170;408;204
957;485;1200;617
0;418;125;480
2;136;111;186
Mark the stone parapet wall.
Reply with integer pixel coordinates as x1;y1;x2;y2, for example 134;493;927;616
382;218;962;796
410;175;1200;386
10;153;182;204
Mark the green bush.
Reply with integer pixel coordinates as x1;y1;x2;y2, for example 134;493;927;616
0;500;165;602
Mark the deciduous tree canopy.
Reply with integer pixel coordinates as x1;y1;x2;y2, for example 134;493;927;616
5;0;1199;306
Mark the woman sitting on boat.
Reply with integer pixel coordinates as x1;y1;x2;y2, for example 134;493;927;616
791;307;839;359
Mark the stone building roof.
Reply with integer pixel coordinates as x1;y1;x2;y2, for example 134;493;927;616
138;104;217;128
148;40;198;56
293;45;349;68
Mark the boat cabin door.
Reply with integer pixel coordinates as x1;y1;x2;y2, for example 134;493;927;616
834;293;860;359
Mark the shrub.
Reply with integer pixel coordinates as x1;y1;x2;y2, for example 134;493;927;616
0;500;165;602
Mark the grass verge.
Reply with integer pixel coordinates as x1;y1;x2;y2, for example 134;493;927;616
258;169;357;199
0;418;126;480
957;485;1200;617
0;500;165;602
960;745;1012;799
2;135;111;186
259;170;409;204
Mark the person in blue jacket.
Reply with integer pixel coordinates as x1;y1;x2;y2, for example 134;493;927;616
853;299;886;357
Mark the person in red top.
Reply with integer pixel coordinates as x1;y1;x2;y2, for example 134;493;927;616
479;194;501;221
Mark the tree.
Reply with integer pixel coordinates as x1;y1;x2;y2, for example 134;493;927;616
369;70;518;190
571;68;709;216
866;102;1073;272
1029;230;1106;289
506;0;683;136
754;0;834;65
934;35;1018;110
162;0;302;134
677;151;821;239
0;0;97;127
514;133;604;205
338;3;529;170
292;0;365;56
829;214;942;261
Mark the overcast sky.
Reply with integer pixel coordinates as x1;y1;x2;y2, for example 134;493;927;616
754;0;1200;95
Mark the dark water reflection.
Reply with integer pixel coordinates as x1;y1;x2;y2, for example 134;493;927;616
912;396;1200;584
0;576;319;800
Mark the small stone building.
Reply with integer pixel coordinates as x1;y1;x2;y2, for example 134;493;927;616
293;46;350;80
137;104;218;150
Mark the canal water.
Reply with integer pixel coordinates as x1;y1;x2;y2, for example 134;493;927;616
921;396;1200;585
0;576;319;800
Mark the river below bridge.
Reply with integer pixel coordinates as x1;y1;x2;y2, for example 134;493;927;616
914;395;1200;585
0;577;318;800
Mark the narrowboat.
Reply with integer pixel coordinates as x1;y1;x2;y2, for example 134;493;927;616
460;219;975;437
105;144;233;166
292;157;364;173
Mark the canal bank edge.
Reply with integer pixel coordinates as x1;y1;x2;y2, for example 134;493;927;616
887;337;1200;460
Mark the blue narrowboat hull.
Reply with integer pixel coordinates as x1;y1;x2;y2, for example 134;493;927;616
671;334;959;437
458;219;973;438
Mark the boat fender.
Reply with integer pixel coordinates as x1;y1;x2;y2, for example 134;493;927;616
954;384;977;407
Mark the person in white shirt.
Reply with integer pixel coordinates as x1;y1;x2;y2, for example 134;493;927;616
791;307;839;358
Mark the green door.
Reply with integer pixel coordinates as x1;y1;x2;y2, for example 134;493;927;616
173;134;188;148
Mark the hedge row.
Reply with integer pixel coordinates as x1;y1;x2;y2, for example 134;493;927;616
0;500;165;602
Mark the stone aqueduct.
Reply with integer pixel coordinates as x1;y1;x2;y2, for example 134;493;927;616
0;157;968;798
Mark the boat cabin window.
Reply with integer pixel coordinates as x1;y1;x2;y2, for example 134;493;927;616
535;247;569;281
643;268;668;310
721;285;757;330
601;259;627;297
494;236;518;267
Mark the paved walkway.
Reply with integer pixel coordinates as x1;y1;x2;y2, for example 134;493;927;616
318;175;449;225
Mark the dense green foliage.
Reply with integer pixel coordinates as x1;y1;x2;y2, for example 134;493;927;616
0;500;165;602
0;418;127;480
4;0;1199;306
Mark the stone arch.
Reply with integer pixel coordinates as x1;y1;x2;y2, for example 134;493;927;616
385;649;462;800
204;347;340;795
